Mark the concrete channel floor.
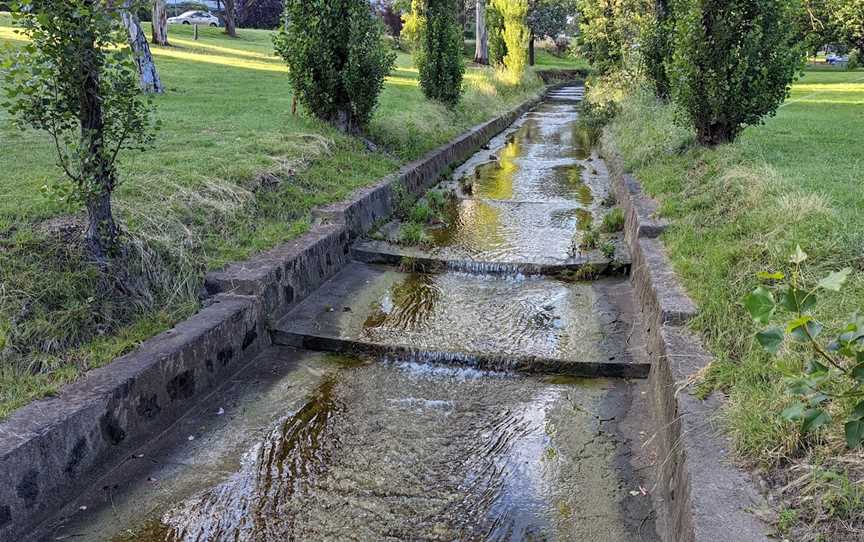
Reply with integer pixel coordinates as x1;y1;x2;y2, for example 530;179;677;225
40;86;662;541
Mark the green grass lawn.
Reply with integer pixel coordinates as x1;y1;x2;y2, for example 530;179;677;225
0;14;545;418
600;69;864;538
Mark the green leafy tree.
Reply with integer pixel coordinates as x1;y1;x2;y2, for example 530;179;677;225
745;247;864;449
831;0;864;54
418;0;465;105
491;0;530;81
641;0;673;98
668;0;803;145
576;0;621;72
576;0;651;73
794;0;836;55
0;0;157;260
401;0;427;50
528;0;576;40
487;1;508;65
274;0;396;133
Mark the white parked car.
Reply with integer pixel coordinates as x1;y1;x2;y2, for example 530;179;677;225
168;11;220;27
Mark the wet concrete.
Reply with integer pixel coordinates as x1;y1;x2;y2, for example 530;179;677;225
272;263;647;377
46;348;657;542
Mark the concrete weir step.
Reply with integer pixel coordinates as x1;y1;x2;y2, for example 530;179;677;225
271;262;649;378
351;240;631;277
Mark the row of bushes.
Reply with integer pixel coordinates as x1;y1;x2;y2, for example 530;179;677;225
577;0;803;146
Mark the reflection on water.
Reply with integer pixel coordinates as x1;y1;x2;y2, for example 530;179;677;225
123;362;655;542
351;271;631;364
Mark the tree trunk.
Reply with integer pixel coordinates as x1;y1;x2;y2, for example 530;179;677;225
224;0;237;37
697;122;735;146
474;0;488;64
122;8;164;93
79;28;120;260
529;32;535;66
152;0;169;46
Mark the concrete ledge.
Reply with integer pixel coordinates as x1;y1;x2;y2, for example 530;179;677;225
271;331;651;379
1;89;553;540
603;140;770;542
204;224;351;322
0;294;266;540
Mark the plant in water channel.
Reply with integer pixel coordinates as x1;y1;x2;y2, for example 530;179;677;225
745;246;864;448
601;208;625;233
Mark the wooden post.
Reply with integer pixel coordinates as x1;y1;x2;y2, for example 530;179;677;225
194;24;199;41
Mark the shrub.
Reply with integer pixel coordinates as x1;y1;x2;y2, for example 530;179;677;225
274;0;396;133
668;0;803;145
745;246;864;449
418;0;465;105
491;0;530;81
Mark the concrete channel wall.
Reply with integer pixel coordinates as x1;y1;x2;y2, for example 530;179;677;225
0;87;559;541
602;141;771;542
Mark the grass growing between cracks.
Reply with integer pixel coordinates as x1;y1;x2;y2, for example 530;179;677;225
593;71;864;539
0;14;544;418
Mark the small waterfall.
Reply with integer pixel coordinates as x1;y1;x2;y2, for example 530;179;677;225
444;259;534;276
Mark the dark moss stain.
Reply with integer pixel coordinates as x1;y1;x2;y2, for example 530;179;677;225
217;347;234;366
137;393;162;419
16;469;39;507
284;284;295;304
205;358;215;373
64;437;89;477
242;328;258;351
100;411;127;446
0;505;11;528
167;370;196;402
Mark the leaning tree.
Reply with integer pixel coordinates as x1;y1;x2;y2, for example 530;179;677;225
0;0;158;260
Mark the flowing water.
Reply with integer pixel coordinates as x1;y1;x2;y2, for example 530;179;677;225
357;90;616;266
44;87;659;541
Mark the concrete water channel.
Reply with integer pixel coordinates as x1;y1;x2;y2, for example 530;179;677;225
45;87;661;541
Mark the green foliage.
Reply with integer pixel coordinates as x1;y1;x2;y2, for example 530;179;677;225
0;0;157;256
528;0;578;40
848;49;861;69
417;0;465;105
668;0;804;145
600;240;616;259
745;246;864;448
579;226;600;250
831;0;864;54
492;0;531;81
487;3;508;66
601;207;625;232
641;0;673;98
274;0;396;131
399;221;429;245
401;0;426;51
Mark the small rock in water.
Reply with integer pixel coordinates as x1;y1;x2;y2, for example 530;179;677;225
187;435;195;441
343;306;352;312
217;407;225;416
